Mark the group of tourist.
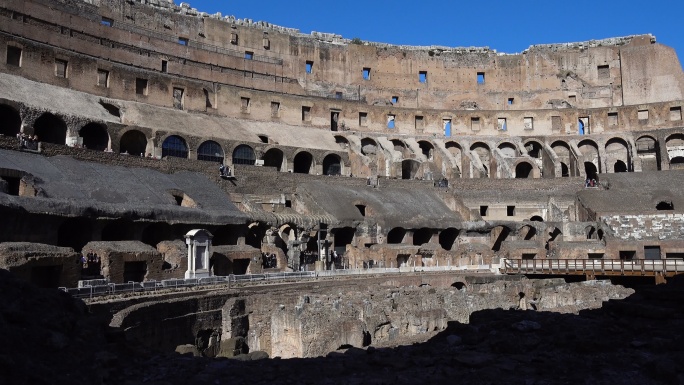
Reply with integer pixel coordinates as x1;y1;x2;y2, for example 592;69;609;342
261;252;277;269
219;164;231;177
80;252;101;276
585;178;599;188
16;132;38;150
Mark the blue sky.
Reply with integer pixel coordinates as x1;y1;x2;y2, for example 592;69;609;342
187;1;684;64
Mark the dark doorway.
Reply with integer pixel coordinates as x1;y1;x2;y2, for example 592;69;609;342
515;162;533;178
644;246;661;260
34;113;67;145
330;111;339;131
120;130;147;156
439;228;459;251
232;259;250;275
262;148;284;171
387;227;406;244
323;154;342;176
293;152;313;174
614;160;627;173
141;223;175;247
402;160;419;180
80;123;109;151
584;162;598;180
101;219;135;241
123;261;147;282
58;217;93;252
413;228;432;246
0;105;21;137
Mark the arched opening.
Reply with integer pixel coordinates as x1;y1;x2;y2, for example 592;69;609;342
418;141;434;160
614;160;627;173
412;228;432;246
438;228;459;251
334;135;349;149
120;130;147;156
262;148;284;171
560;162;569;177
333;227;354;256
445;141;462;176
101;219;135;241
232;144;256;165
636;135;660;171
666;134;684;166
497;142;517;157
246;223;266;249
491;226;510;251
141;223;175;247
323;154;342;176
515;162;533;178
656;201;674;210
530;215;544;222
391;139;409;157
525;141;543;159
470;142;491;178
585;226;603;241
197;140;224;163
57;217;93;252
34;113;67;145
521;225;537;241
387;227;406;244
0;105;21;137
79;123;109;151
401;159;420;179
360;138;378;156
605;137;630;173
162;135;188;158
584;162;598;180
293;151;313;174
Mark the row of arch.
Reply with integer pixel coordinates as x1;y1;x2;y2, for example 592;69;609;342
155;134;343;175
355;133;684;179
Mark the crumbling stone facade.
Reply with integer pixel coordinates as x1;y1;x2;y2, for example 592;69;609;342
0;0;683;287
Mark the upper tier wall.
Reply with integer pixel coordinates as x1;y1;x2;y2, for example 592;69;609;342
3;0;684;113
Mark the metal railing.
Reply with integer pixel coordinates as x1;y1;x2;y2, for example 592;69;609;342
501;258;684;276
61;265;498;299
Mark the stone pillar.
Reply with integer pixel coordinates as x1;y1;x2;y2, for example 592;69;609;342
185;229;213;279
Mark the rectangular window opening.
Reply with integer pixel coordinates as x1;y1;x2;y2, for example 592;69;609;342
135;78;148;95
331;111;340;131
415;115;424;130
359;112;368;127
597;65;610;79
161;60;168;73
97;69;109;87
443;119;452;137
666;253;684;259
479;205;488;217
363;67;371;80
524;117;534;130
619;250;636;260
271;101;280;117
419;71;427;83
477;72;485;84
391;96;399;105
507;97;514;105
638;109;649;121
521;253;536;260
588;253;605;259
173;87;184;110
507;205;515;217
241;97;250;113
6;46;22;67
670;106;682;121
55;59;67;78
608;112;618;126
100;17;113;27
335;91;343;99
302;106;311;121
305;61;313;74
387;114;395;129
178;37;188;46
471;117;481;131
497;118;507;131
245;51;253;60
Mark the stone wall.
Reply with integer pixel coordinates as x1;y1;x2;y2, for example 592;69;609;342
602;214;684;240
